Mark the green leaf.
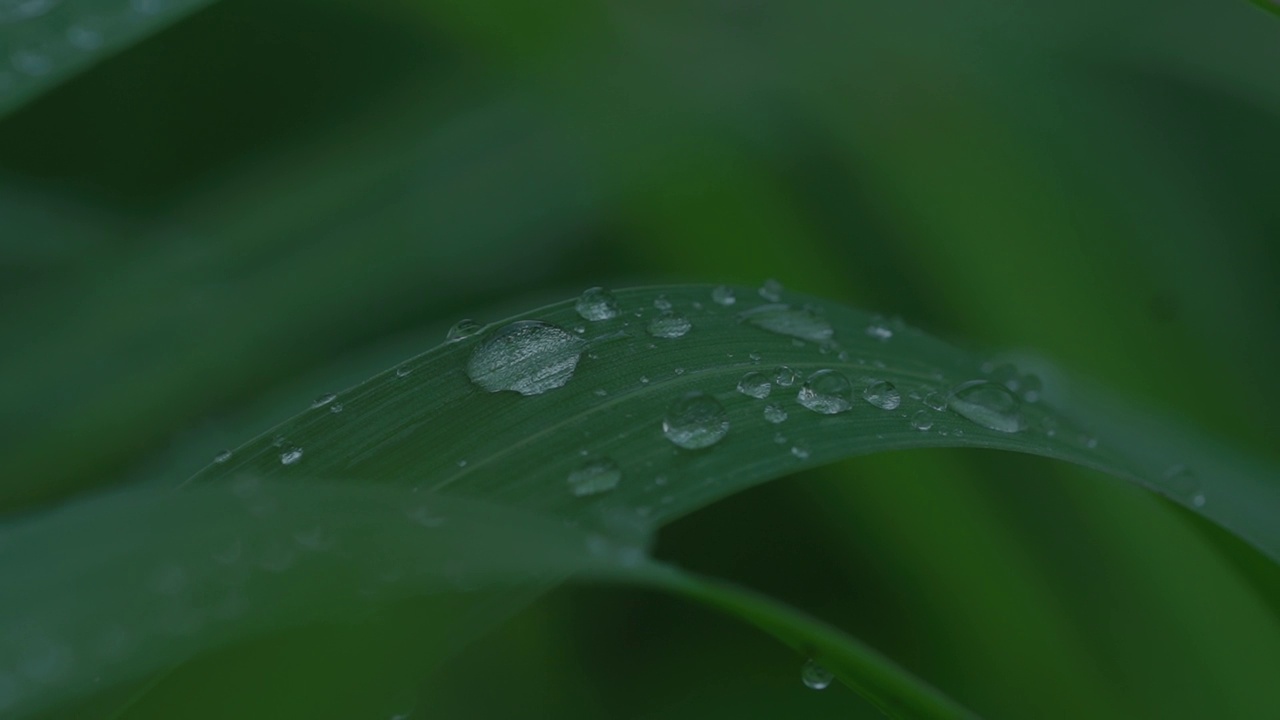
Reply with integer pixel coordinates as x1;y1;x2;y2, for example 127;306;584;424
0;0;216;118
6;284;1277;718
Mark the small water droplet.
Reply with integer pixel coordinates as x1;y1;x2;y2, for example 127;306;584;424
1162;465;1205;507
773;432;787;445
948;380;1023;433
763;404;788;424
711;285;736;306
1020;374;1043;403
662;391;730;449
801;659;834;690
575;287;619;321
329;402;344;414
652;294;672;311
395;365;412;378
647;311;692;339
748;351;762;363
639;375;650;385
758;278;784;302
738;304;834;342
865;317;893;341
311;393;337;409
923;391;947;411
797;369;853;414
213;449;232;463
736;371;772;399
790;440;811;460
466;320;587;396
773;366;797;387
862;380;900;410
568;458;622;497
446;318;484;342
910;410;933;431
280;448;304;465
593;388;608;397
673;367;686;375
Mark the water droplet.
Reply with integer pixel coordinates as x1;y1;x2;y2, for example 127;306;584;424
593;388;608;397
923;391;947;411
1162;465;1206;507
865;317;893;341
280;448;304;465
662;391;730;449
947;380;1023;433
1020;374;1043;403
647;311;691;339
790;440;811;460
652;294;672;311
406;506;447;527
446;318;484;342
395;365;412;378
568;458;622;497
758;278;784;302
773;431;788;445
711;285;736;306
801;659;834;690
748;351;762;363
763;404;788;424
466;320;586;396
329;402;344;414
311;393;337;409
575;287;619;321
862;380;900;410
213;449;232;463
736;371;772;399
797;369;853;414
738;304;834;342
0;0;61;23
639;375;650;385
66;23;104;50
773;366;797;387
907;410;933;431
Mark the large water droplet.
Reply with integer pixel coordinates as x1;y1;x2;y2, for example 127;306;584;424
738;304;834;342
647;311;691;339
947;380;1023;433
446;319;484;342
711;285;736;306
797;369;853;414
568;458;622;497
662;391;730;449
861;380;900;410
575;287;619;321
763;403;788;424
801;659;834;690
736;371;772;399
466;320;586;396
758;278;784;302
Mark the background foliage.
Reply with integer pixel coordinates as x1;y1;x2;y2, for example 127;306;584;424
2;0;1278;717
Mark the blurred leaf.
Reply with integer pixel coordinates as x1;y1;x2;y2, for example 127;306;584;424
0;0;216;118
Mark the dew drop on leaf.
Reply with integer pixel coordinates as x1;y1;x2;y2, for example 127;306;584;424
329;402;344;414
801;658;834;690
446;318;484;342
466;320;586;396
311;392;337;409
568;457;622;497
662;391;730;449
865;317;893;341
797;369;853;414
652;294;672;311
763;403;788;424
738;303;834;342
948;380;1023;433
790;441;811;460
923;391;947;411
647;311;692;339
1163;464;1206;508
758;278;784;302
280;448;304;465
910;410;934;431
773;365;798;387
213;449;232;463
711;285;736;306
736;371;772;399
861;380;900;410
575;287;619;321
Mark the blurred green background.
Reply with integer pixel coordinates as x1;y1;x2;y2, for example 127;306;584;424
2;0;1279;717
